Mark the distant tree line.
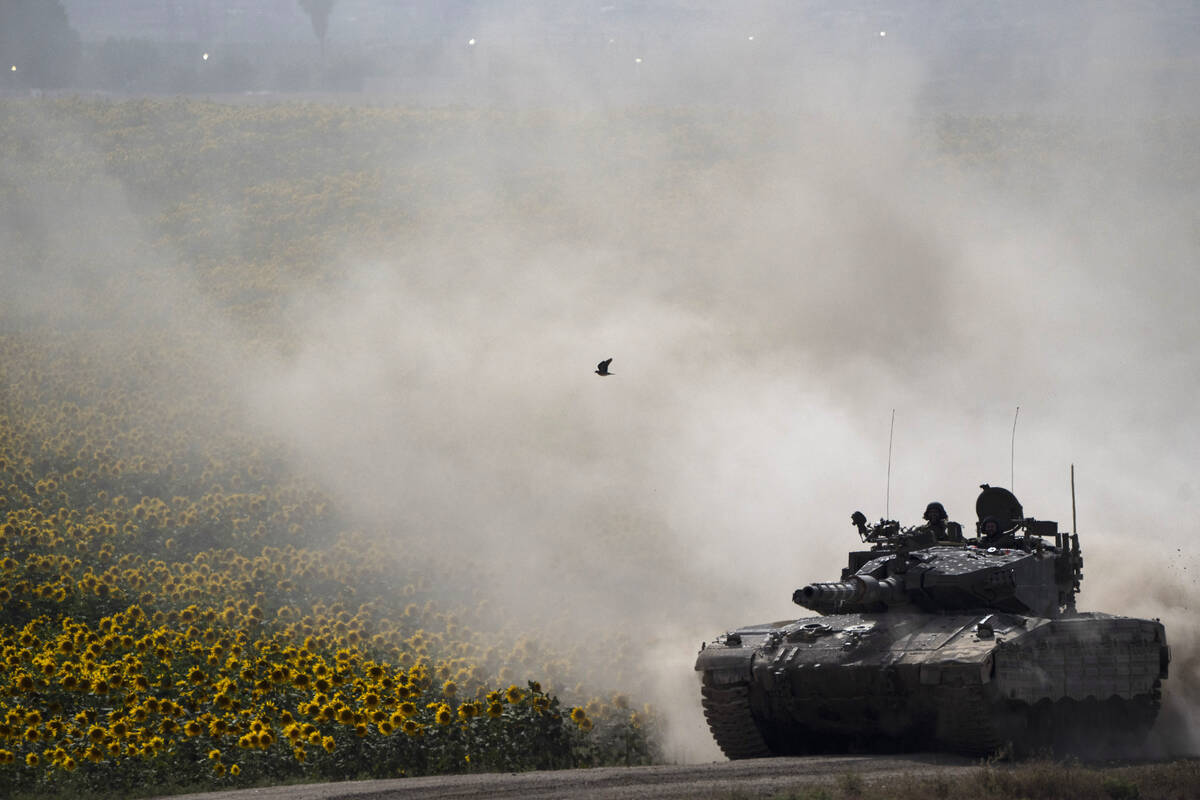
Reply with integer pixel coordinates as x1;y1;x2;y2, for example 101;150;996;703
298;0;337;55
1;0;80;90
0;0;368;94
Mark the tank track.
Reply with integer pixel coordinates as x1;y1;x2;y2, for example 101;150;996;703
938;687;1162;758
700;679;773;759
703;677;1161;760
935;686;1004;756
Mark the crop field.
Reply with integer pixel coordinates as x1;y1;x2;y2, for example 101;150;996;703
0;97;671;798
2;97;1200;799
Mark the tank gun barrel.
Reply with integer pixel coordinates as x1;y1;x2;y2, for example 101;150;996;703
792;574;906;614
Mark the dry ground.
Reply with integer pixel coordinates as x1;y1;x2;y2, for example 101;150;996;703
151;754;980;800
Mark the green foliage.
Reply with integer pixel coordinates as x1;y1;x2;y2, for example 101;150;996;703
1103;776;1141;800
768;790;833;800
834;771;863;798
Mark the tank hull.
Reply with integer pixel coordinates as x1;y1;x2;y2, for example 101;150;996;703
696;610;1168;758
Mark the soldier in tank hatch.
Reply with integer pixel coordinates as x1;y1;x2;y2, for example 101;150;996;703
922;501;965;544
975;484;1025;547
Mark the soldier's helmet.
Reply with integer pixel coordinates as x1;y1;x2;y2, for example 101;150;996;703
923;502;948;523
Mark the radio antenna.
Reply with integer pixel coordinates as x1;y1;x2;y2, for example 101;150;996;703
886;408;895;518
1071;463;1077;535
1010;405;1020;491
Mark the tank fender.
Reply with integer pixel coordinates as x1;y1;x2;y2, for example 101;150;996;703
695;641;756;686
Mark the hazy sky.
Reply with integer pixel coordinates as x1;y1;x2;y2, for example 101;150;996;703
9;0;1200;763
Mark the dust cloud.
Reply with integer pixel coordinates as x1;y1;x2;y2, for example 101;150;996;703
7;1;1200;764
241;5;1200;761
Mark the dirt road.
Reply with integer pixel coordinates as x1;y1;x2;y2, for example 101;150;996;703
152;753;980;800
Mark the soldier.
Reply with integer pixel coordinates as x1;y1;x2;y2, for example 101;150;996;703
979;515;998;542
924;502;948;530
974;515;1022;546
923;502;964;543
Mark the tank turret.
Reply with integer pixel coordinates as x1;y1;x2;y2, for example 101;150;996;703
806;484;1084;619
793;502;1079;619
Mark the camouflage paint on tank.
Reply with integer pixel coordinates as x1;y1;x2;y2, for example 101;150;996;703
695;486;1169;758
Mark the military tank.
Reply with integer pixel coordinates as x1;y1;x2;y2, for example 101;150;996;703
695;485;1169;757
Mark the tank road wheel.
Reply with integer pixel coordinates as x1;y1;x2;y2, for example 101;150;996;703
935;686;1027;757
700;678;773;759
1111;693;1159;752
1049;694;1160;757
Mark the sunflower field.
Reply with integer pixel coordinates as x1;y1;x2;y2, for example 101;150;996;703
0;330;658;797
10;95;1194;799
0;97;662;798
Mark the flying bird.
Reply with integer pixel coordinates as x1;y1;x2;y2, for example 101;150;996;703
595;358;613;376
